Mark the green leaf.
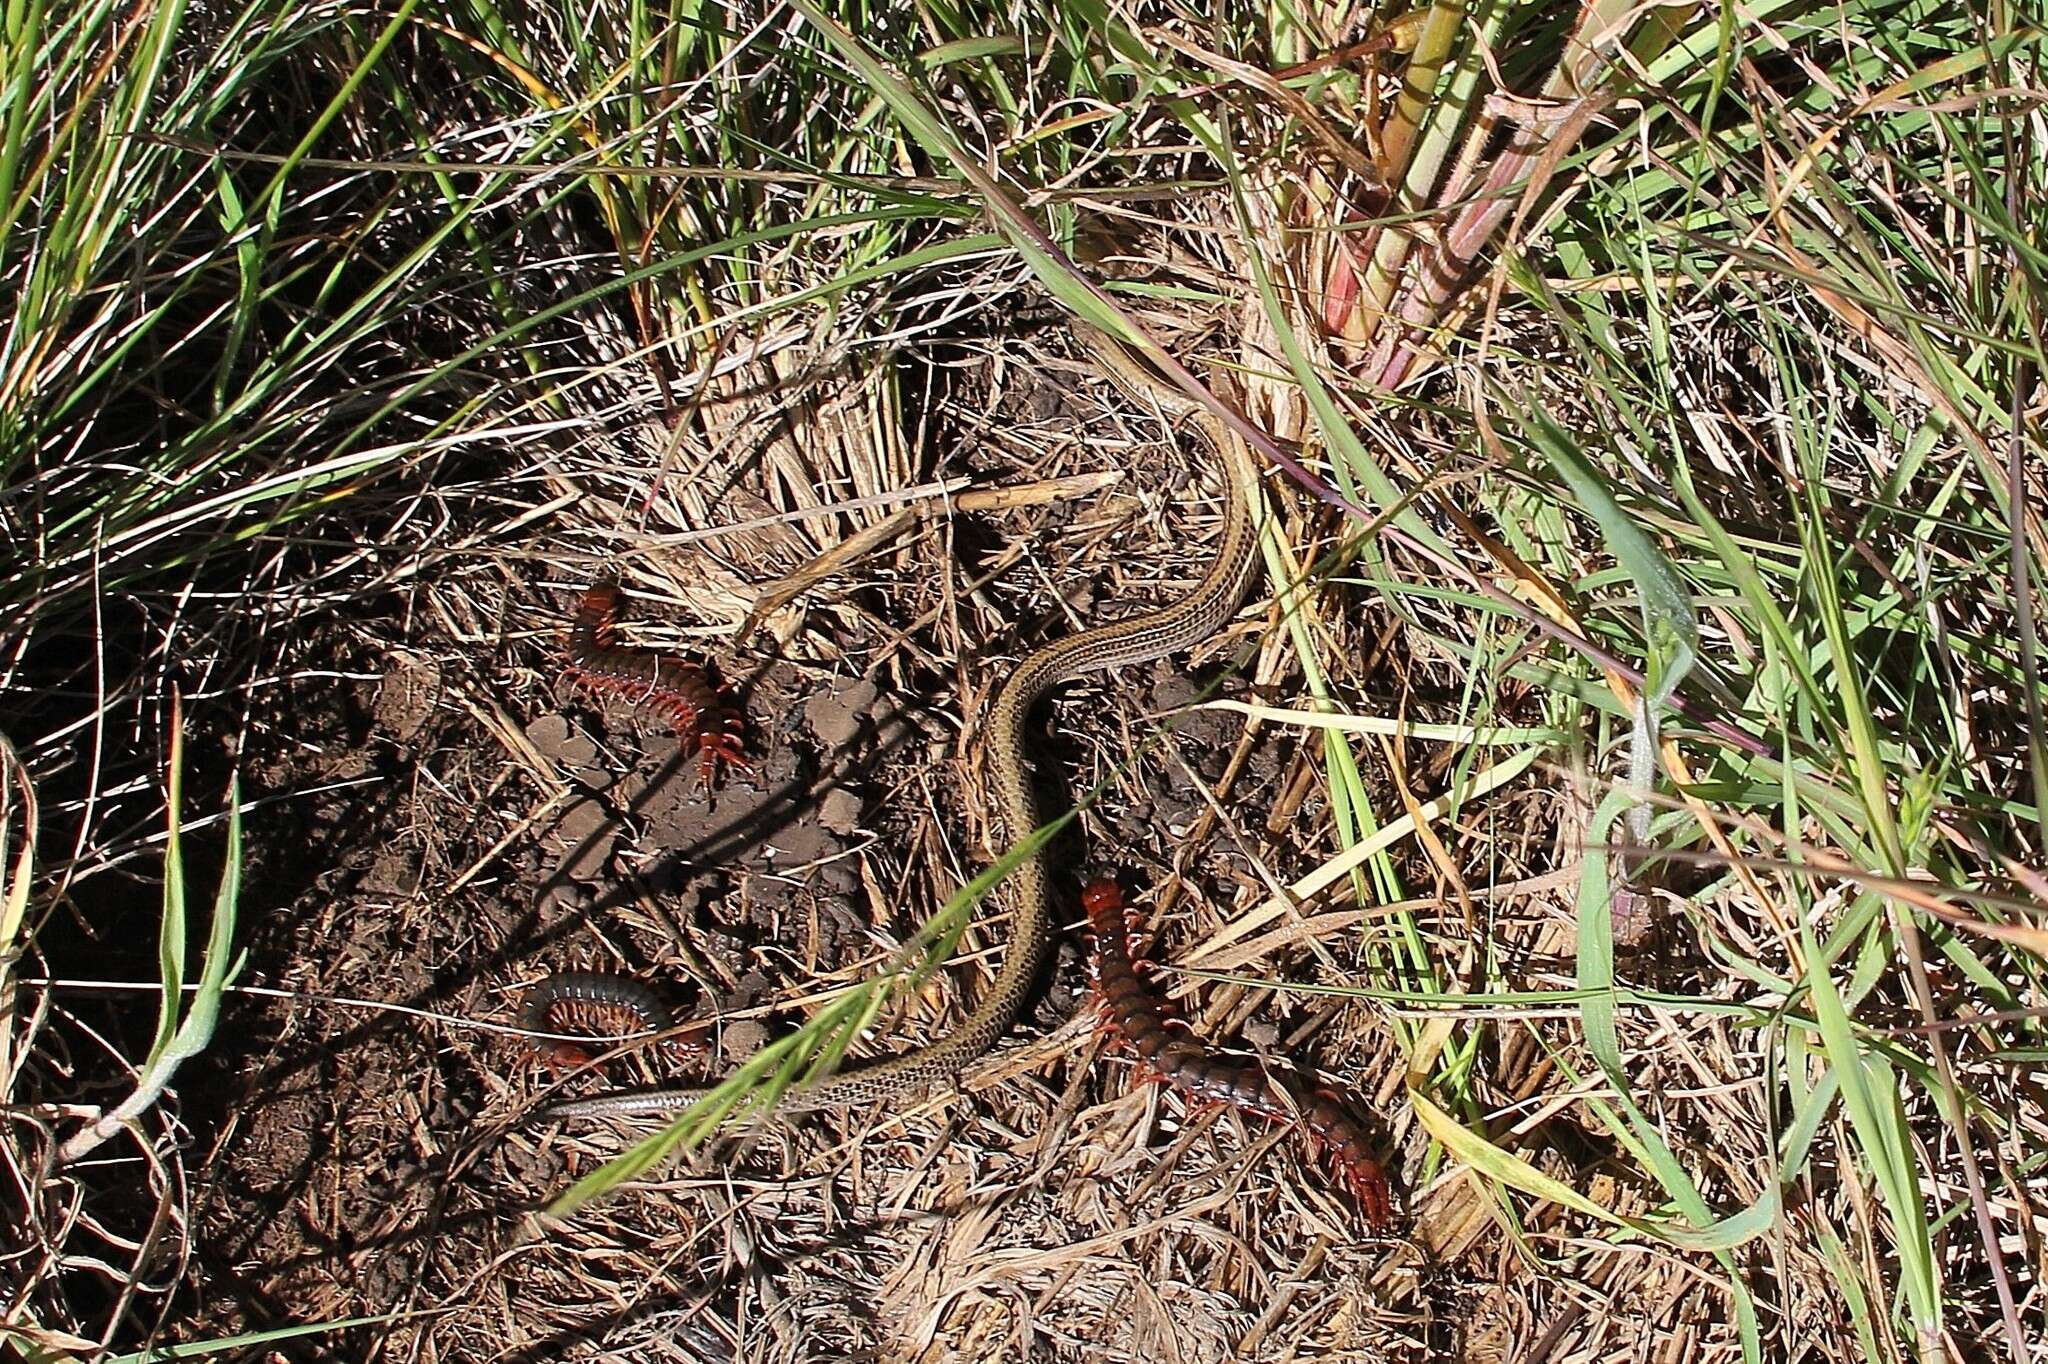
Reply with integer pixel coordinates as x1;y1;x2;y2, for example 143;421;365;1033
1525;405;1699;839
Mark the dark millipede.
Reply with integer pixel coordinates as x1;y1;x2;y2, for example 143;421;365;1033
521;971;680;1071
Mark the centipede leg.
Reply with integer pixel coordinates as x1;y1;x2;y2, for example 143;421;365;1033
1298;1087;1396;1228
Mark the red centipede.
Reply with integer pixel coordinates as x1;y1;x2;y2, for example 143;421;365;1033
564;582;747;781
1082;878;1395;1227
521;970;703;1071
